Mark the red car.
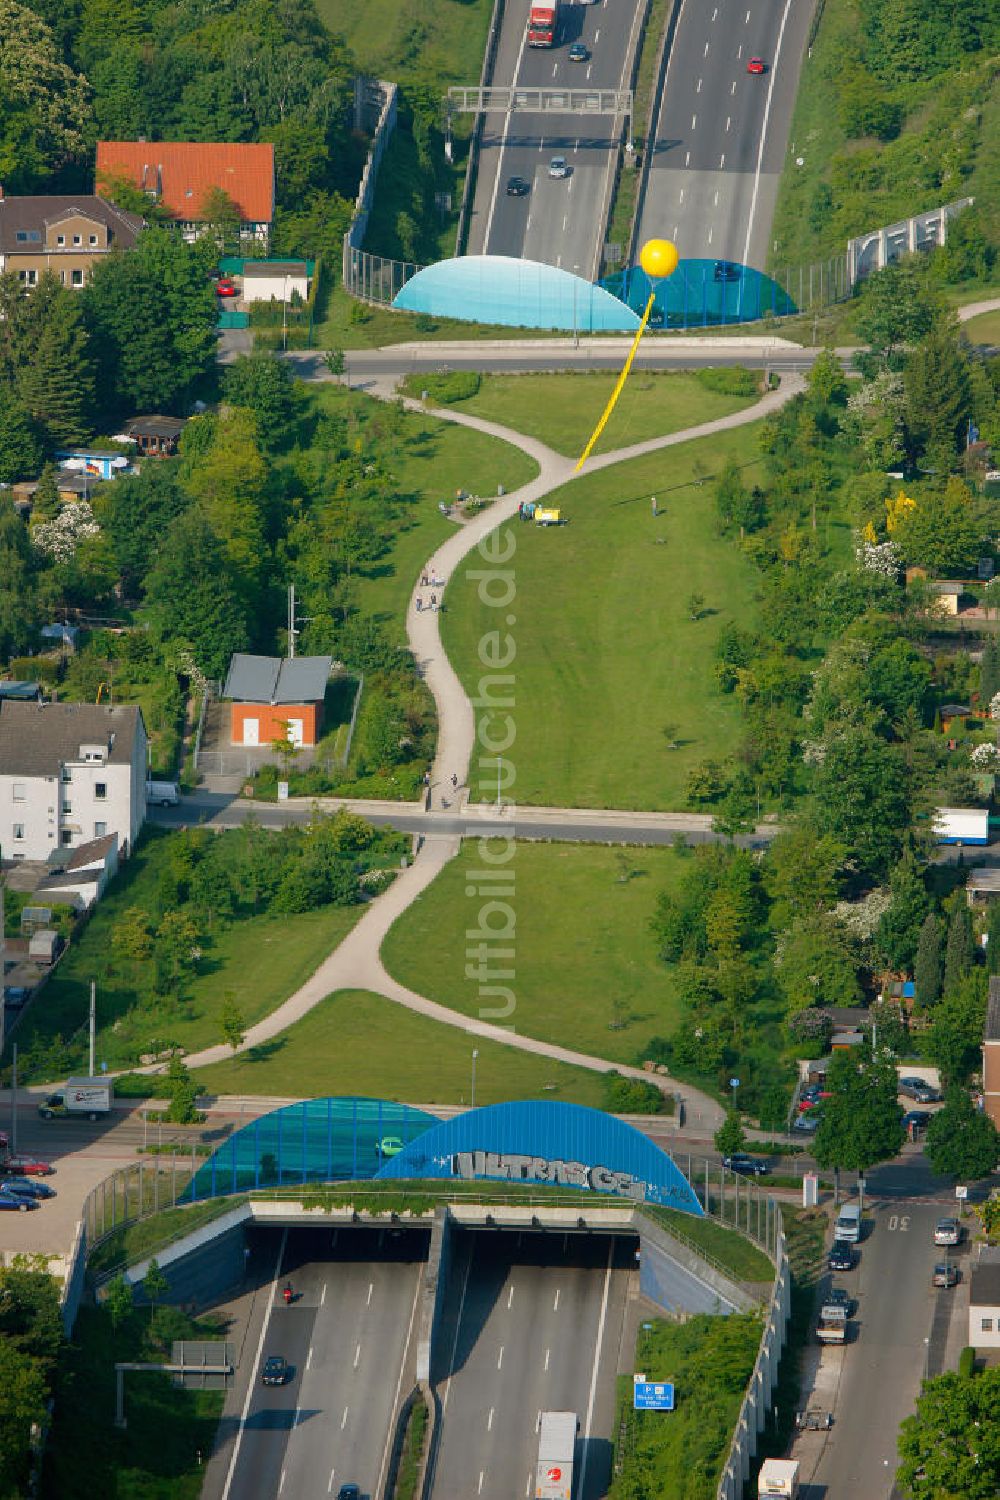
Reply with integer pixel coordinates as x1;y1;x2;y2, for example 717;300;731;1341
3;1155;53;1176
747;57;767;74
215;277;238;298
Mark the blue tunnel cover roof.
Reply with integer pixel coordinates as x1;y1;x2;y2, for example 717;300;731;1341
375;1100;704;1215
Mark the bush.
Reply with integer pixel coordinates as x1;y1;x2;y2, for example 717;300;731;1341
958;1346;977;1379
415;370;481;404
605;1073;674;1115
695;366;759;397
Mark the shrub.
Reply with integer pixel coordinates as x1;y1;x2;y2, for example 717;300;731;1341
417;370;481;404
605;1073;674;1115
958;1346;977;1379
695;366;759;397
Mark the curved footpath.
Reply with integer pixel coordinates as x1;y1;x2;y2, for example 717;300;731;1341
177;375;806;1132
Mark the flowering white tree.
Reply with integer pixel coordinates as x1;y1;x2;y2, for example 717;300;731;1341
31;500;100;563
991;691;1000;723
971;743;1000;770
855;537;902;578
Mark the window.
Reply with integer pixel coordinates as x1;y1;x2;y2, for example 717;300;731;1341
60;830;73;846
14;230;39;243
61;768;72;784
89;234;98;245
94;782;107;801
13;824;24;841
94;821;107;837
12;783;25;802
72;234;82;246
18;270;38;286
62;801;72;815
983;1318;994;1333
71;269;84;287
56;234;65;246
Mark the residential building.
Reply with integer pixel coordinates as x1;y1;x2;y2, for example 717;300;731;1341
0;701;147;862
121;415;186;457
969;1251;1000;1348
0;189;142;289
223;654;332;748
241;259;310;303
37;832;120;911
96;142;274;247
983;976;1000;1130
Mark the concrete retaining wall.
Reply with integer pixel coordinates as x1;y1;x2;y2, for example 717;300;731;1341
638;1215;758;1316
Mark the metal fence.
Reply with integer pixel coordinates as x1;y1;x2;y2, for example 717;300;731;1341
454;0;506;257
341;79;399;300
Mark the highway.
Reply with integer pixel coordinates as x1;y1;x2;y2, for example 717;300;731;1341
221;1226;426;1500
465;0;645;277
638;0;814;268
430;1228;634;1500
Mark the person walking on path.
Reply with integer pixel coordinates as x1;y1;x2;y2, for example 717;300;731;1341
416;595;423;612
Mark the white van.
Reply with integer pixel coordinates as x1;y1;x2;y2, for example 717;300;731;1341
146;780;179;806
834;1203;862;1243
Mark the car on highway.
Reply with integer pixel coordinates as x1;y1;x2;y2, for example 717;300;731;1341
568;42;590;61
713;260;742;282
722;1153;769;1176
0;1178;55;1200
828;1244;855;1273
215;277;238;298
934;1217;961;1247
261;1355;290;1386
375;1135;404;1159
336;1487;360;1500
933;1262;960;1288
506;175;530;197
0;1191;37;1212
902;1110;932;1131
899;1077;940;1103
548;156;570;179
3;1154;53;1176
747;57;767;74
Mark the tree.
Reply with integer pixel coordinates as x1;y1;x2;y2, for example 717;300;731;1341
897;1367;1000;1500
924;971;988;1087
144;508;250;679
776;915;862;1014
813;1047;904;1198
892;480;982;575
222;352;299;451
97;462;191;597
913;912;943;1008
855;260;940;359
141;1258;169;1319
0;496;44;661
943;902;976;995
988;903;1000;975
105;1273;133;1330
0;1;91;193
30;462;61;523
323;347;345;376
0;389;43;484
199;186;241;254
714;1111;746;1156
220;993;247;1052
180;409;267;580
924;1091;1000;1181
19;287;95;444
904;324;973;468
0;1338;49;1498
981;637;1000;702
153;909;200;992
811;729;909;879
806;348;849;409
765;826;846;924
687;592;705;621
163;1051;199;1125
875;848;928;971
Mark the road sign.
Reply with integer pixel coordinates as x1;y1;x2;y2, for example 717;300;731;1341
956;1185;969;1200
729;1077;740;1089
633;1378;674;1411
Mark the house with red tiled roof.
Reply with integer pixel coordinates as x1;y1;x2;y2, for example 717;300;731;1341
95;141;274;249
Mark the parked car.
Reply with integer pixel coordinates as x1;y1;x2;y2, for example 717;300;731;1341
722;1153;769;1176
0;1178;55;1200
792;1113;821;1134
506;175;530;197
215;277;238;298
4;987;30;1007
568;42;590;61
934;1217;961;1247
899;1077;941;1103
827;1286;854;1314
3;1155;53;1176
902;1110;932;1131
548;156;570;179
828;1244;855;1273
261;1355;290;1386
933;1262;960;1288
0;1192;37;1212
747;56;767;74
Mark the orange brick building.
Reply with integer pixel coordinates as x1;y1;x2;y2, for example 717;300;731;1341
223;654;332;749
984;978;1000;1130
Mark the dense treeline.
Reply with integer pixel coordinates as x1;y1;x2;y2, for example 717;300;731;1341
0;1267;64;1500
4;0;359;261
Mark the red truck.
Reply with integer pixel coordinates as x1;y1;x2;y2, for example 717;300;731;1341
528;1;559;46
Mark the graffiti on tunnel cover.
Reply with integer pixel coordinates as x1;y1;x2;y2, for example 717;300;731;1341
450;1149;651;1201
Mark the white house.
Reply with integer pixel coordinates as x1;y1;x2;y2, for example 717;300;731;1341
968;1254;1000;1349
241;259;310;304
0;702;147;863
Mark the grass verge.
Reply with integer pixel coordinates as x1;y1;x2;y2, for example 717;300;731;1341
394;1392;429;1500
649;1206;775;1284
88;1198;240;1280
441;425;764;809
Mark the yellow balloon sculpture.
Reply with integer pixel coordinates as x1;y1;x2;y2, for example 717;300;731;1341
575;238;680;470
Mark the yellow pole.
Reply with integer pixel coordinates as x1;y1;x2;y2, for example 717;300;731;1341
574;292;655;471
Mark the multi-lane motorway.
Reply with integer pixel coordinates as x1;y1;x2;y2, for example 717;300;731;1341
638;0;814;268
466;0;645;277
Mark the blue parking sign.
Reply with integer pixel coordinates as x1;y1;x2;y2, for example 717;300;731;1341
633;1378;675;1411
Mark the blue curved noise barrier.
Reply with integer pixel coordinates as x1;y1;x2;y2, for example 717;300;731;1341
393;255;641;332
601;259;796;328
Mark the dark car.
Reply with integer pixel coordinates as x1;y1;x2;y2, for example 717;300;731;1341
903;1110;932;1131
0;1178;55;1200
506;175;530;197
828;1244;855;1273
713;260;743;282
933;1262;960;1288
792;1113;821;1134
827;1285;854;1313
568;42;590;61
747;56;766;74
261;1355;290;1386
0;1192;37;1212
899;1077;940;1103
3;1155;53;1176
336;1487;361;1500
723;1153;769;1177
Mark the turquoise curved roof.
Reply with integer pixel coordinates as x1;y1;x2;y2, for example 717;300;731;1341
393;255;640;332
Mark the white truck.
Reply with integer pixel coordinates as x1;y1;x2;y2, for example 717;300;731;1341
39;1078;113;1121
535;1411;576;1500
758;1458;799;1498
816;1302;848;1344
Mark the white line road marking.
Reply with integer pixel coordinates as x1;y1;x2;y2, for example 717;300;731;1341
595;27;600;41
488;1406;495;1431
552;62;557;76
732;79;737;94
341;1406;349;1430
679;187;685;202
321;1282;327;1306
294;1405;302;1428
562;213;568;230
354;1342;361;1369
328;1471;336;1495
685;150;690;165
526;213;533;230
712;4;717;15
221;1228;287;1500
586;64;592;79
745;8;750;21
673;223;678;237
738;44;743;58
279;1470;286;1494
697;77;702;92
578;1243;613;1499
498;1345;504;1369
508;1285;515;1309
691;114;697;130
525;1475;532;1498
726;115;731;130
704;40;710;55
714;189;719;204
375;1271;423;1500
478;1473;485;1495
556;253;562;265
720;153;726;167
708;226;714;244
553;1289;561;1312
483;22;530;250
544;1348;551;1370
367;1282;373;1307
741;0;793;270
306;1345;313;1371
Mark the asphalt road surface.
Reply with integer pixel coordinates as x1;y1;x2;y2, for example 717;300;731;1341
221;1226;427;1500
639;0;814;268
808;1200;967;1498
430;1229;633;1500
466;0;644;276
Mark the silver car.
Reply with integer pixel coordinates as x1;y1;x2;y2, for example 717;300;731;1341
548;156;569;179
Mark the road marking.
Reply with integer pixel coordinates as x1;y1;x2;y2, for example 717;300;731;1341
367;1281;373;1306
704;40;709;56
595;28;600;42
552;62;557;77
375;1271;423;1500
294;1405;302;1428
673;223;678;237
577;1242;613;1500
586;64;592;80
685;150;690;165
679;188;684;203
738;44;743;58
341;1405;349;1430
745;7;750;20
553;1289;561;1312
488;1406;495;1431
691;114;697;130
321;1282;327;1306
712;5;717;16
507;1284;515;1310
220;1227;287;1500
483;21;530;251
708;226;714;244
525;1475;532;1498
328;1471;336;1494
697;77;702;93
726;115;731;131
279;1469;286;1494
544;1347;551;1370
720;153;726;167
731;79;737;94
497;1345;504;1369
354;1342;362;1369
562;214;568;230
478;1472;485;1495
306;1345;313;1371
741;0;793;272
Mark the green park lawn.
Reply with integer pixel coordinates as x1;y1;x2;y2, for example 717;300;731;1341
963;308;1000;345
441;425;764;809
426;371;758;458
194;988;610;1108
381;843;686;1066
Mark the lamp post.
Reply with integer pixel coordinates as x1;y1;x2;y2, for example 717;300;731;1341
572;265;580;349
471;1049;479;1110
